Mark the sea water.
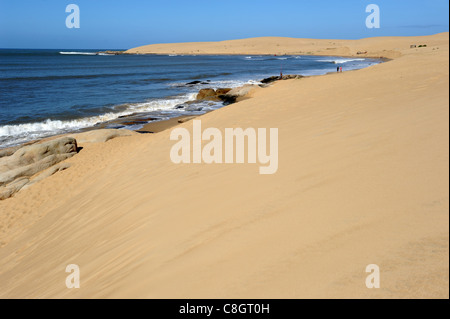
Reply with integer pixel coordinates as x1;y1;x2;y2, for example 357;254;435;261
0;49;381;148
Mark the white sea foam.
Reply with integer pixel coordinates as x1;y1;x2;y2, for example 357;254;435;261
318;58;366;64
208;79;261;88
169;79;260;89
59;51;97;55
0;93;197;144
244;56;267;61
59;52;113;56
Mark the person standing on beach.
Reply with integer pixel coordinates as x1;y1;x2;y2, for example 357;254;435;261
340;66;343;73
337;66;340;73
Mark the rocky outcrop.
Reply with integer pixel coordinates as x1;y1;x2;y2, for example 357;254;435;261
196;88;217;101
282;74;304;80
22;162;71;190
261;74;304;84
216;88;232;95
0;177;29;201
186;80;210;86
0;129;137;200
0;145;24;159
3;137;77;169
219;84;261;104
227;85;259;97
196;88;232;102
261;76;281;84
0;137;77;200
194;75;303;106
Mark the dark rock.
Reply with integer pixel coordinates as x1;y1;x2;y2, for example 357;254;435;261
186;81;203;86
186;80;210;87
282;74;304;80
261;76;281;84
185;105;204;112
261;74;304;84
216;88;232;95
218;95;237;105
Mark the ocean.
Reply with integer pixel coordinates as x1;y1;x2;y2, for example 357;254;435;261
0;49;381;148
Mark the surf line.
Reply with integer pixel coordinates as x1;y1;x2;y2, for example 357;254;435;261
170;120;278;175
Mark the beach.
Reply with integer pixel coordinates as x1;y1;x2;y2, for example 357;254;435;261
0;33;448;298
0;50;381;149
125;34;440;58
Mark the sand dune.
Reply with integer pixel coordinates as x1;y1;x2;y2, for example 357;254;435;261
126;32;449;59
0;33;448;298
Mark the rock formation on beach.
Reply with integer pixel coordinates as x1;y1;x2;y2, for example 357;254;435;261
0;129;138;200
195;86;259;105
0;137;77;200
261;74;304;84
194;75;302;105
196;88;232;102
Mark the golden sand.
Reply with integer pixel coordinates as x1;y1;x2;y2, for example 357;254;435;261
0;33;448;298
126;33;447;59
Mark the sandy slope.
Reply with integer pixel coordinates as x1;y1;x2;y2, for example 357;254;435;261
126;33;448;59
0;33;448;298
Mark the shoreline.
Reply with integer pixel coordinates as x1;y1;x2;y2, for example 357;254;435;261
0;33;448;298
137;115;201;133
0;57;382;152
125;34;448;59
114;51;393;60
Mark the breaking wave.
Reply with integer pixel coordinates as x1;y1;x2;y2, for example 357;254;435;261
0;93;197;148
318;58;366;64
59;52;113;56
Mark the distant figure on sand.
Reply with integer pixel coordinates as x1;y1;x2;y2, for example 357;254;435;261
337;66;340;73
340;67;343;73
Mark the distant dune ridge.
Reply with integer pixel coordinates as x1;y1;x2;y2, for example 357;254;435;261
126;33;448;59
0;33;448;298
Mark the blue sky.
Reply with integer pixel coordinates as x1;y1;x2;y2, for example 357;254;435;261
0;0;448;49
